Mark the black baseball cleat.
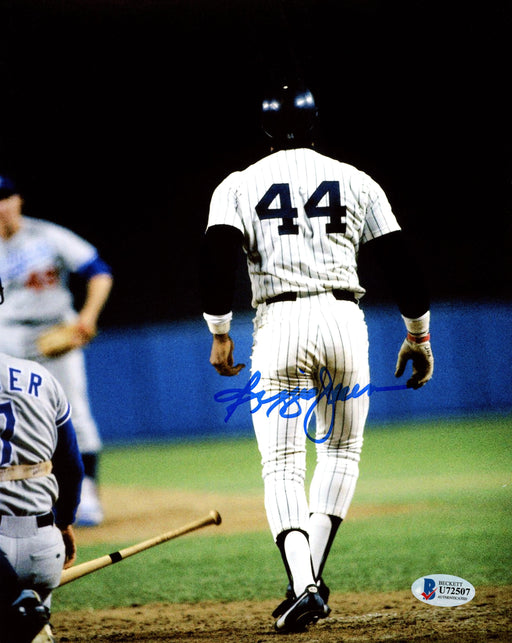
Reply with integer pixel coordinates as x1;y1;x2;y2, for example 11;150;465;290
272;578;330;618
274;584;329;633
6;589;50;643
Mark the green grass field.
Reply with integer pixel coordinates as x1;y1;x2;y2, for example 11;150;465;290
53;415;512;612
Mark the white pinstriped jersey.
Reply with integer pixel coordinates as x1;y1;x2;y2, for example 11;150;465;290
0;352;70;515
0;216;99;324
207;148;401;307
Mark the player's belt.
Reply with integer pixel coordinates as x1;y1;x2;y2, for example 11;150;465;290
0;511;54;527
0;460;53;482
265;290;357;305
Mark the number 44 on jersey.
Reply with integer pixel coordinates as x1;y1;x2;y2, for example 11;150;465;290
255;181;347;236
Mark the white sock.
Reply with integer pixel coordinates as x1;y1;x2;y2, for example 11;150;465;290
283;530;316;597
309;513;334;579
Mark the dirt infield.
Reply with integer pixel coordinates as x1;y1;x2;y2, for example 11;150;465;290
52;585;511;642
51;487;512;642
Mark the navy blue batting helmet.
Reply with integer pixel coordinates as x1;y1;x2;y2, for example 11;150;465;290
261;84;318;145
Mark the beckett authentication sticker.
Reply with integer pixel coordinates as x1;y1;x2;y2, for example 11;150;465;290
411;574;475;606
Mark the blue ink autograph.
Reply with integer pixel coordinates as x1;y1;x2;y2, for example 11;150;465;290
214;368;408;444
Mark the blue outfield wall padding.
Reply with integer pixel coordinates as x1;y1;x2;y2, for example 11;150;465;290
84;301;512;444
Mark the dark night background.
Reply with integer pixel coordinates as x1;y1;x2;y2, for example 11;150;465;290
1;0;510;328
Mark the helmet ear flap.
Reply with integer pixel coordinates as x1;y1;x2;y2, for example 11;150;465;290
261;84;317;146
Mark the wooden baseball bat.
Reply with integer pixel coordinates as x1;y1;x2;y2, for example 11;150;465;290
58;510;221;587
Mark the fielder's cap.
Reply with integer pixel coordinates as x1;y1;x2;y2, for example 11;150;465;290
0;175;18;200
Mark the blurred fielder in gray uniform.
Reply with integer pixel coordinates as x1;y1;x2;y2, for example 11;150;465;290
201;84;433;632
0;176;113;526
0;276;84;643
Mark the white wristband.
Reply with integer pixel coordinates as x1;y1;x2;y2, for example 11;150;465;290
402;311;430;337
203;311;232;335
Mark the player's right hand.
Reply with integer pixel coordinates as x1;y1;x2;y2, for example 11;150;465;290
60;524;78;568
210;334;245;376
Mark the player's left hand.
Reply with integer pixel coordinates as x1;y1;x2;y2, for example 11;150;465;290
36;322;96;358
210;334;245;376
395;336;434;389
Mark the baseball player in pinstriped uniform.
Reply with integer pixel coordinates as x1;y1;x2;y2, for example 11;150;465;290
0;276;84;643
0;176;112;526
201;84;433;632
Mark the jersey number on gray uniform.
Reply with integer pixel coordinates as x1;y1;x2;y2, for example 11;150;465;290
0;401;15;465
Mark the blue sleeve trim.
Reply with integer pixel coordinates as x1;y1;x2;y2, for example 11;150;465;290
56;402;72;427
76;254;112;279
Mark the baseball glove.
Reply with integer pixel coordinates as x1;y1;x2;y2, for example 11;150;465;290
36;323;96;358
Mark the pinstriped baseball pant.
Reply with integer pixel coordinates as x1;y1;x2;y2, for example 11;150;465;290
250;293;370;541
